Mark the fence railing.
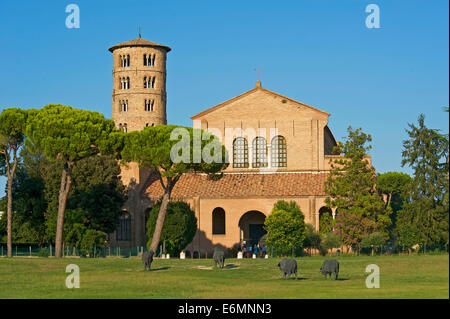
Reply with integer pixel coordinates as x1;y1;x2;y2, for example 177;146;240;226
0;243;448;258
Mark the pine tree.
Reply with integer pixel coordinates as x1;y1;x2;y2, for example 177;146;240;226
325;127;390;250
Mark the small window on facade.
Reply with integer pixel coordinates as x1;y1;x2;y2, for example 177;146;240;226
233;137;249;168
252;137;268;168
271;136;287;167
212;207;226;235
122;123;127;133
116;212;131;241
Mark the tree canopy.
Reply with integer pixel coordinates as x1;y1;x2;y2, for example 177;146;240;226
264;200;306;256
25;104;120;257
397;114;449;246
146;201;197;256
325;126;391;248
122;125;228;253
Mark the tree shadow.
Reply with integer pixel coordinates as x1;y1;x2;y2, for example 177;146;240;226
185;230;239;258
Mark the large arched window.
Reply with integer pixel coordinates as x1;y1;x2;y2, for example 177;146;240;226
116;212;131;241
212;207;226;235
271;135;287;167
233;137;249;168
252;137;268;168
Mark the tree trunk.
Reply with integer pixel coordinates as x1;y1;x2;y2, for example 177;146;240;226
149;190;171;253
54;163;72;258
6;152;18;258
6;174;13;258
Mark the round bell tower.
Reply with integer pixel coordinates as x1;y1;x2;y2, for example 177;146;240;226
109;36;171;132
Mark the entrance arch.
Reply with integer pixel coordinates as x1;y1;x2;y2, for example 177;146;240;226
238;210;266;246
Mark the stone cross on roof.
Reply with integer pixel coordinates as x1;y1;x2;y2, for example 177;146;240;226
254;66;263;87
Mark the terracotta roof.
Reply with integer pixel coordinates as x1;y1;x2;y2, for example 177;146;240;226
144;171;329;199
108;38;171;52
190;85;330;120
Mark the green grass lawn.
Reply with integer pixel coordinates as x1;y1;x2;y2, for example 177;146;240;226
0;254;448;299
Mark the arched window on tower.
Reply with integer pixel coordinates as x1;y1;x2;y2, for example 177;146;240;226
271;136;287;167
144;76;154;89
252;137;268;168
145;99;154;111
233;137;249;168
144;53;155;66
116;212;131;241
121;100;128;112
212;207;226;235
122;123;127;133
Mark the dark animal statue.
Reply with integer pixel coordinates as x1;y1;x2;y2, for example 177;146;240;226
213;249;225;269
142;249;154;271
320;259;339;280
278;258;298;279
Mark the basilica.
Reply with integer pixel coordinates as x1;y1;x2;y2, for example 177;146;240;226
107;36;346;255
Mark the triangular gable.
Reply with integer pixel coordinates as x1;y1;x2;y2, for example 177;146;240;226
191;85;330;120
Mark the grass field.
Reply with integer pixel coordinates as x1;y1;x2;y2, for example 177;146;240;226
0;254;448;299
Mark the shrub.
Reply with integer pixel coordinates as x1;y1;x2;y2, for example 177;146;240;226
37;248;49;258
147;201;197;256
80;229;106;257
320;232;342;255
264;200;305;256
361;232;387;255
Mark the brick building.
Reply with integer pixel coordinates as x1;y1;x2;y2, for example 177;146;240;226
107;37;344;254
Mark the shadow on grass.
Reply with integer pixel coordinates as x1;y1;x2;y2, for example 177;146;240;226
320;277;349;281
223;264;239;269
148;267;170;272
279;277;308;281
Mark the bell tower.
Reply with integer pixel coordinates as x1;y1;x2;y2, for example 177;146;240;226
109;36;171;132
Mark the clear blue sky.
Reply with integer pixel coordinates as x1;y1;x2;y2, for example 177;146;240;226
0;0;448;194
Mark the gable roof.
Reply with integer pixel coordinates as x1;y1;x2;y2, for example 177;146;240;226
191;85;330;120
108;37;171;53
144;171;328;199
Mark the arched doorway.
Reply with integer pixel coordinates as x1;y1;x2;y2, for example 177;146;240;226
238;210;266;246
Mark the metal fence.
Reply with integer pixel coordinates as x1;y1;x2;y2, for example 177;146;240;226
0;243;448;258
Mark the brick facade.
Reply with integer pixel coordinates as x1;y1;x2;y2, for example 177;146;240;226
107;37;345;254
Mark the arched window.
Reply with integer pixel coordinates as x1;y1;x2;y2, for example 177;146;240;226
145;99;154;111
122;123;127;133
121;100;128;112
252;137;268;168
271;136;287;167
233;137;248;168
116;212;131;241
212;207;226;235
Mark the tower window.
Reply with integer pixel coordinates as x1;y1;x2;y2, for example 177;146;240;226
120;77;130;90
120;54;130;67
145;99;154;111
120;100;128;112
144;76;155;89
122;123;128;133
144;53;155;66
